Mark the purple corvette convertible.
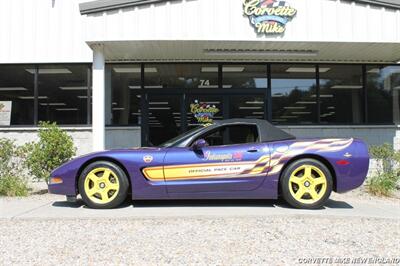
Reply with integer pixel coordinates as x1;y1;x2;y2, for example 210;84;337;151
48;119;369;209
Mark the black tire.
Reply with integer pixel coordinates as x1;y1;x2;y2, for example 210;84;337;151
280;158;333;209
78;161;129;209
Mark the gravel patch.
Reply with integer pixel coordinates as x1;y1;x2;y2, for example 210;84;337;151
331;187;400;206
1;216;399;265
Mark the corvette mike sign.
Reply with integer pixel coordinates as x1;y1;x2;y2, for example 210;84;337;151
243;0;297;34
190;100;220;123
0;101;12;126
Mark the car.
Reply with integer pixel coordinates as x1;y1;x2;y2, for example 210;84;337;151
48;119;370;209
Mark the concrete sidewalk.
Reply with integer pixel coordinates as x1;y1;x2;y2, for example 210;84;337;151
1;194;399;220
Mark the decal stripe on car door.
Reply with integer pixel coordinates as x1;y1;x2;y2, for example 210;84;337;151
142;155;270;182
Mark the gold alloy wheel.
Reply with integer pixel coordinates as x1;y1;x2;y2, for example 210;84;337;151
84;167;120;204
288;164;327;204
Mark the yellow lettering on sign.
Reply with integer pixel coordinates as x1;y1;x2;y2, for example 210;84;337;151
243;0;297;34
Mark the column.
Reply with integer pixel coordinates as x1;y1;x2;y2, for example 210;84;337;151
92;44;105;151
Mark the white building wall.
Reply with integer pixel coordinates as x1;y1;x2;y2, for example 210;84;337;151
0;127;93;156
83;0;400;43
0;127;141;156
0;0;399;63
105;127;141;149
0;0;92;64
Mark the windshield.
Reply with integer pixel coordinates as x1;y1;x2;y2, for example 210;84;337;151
159;126;205;147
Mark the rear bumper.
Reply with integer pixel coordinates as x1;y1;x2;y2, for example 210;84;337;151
335;139;369;193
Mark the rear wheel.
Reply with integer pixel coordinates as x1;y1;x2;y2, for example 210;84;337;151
78;161;129;209
280;158;332;209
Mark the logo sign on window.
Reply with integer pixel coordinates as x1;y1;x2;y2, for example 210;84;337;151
0;101;12;126
243;0;297;35
190;100;220;123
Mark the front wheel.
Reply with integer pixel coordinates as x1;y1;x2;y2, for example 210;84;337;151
280;158;333;209
78;161;129;209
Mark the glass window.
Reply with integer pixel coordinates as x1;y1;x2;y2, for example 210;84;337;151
109;64;141;126
319;65;363;124
144;64;219;89
198;125;259;146
271;64;317;124
202;128;224;146
230;95;265;119
0;65;35;125
225;125;259;144
223;64;267;89
367;66;400;124
148;94;183;146
38;64;89;125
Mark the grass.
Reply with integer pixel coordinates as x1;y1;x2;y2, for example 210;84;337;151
367;172;399;197
0;175;29;197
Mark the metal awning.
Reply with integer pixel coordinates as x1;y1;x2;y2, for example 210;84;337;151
88;40;400;64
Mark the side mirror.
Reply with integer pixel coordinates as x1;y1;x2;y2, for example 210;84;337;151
191;139;208;151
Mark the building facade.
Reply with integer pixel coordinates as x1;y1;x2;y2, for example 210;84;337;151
0;0;400;155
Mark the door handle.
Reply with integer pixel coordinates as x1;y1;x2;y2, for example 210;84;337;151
247;149;258;153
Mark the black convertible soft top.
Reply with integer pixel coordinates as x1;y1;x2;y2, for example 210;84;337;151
213;119;296;142
161;118;296;147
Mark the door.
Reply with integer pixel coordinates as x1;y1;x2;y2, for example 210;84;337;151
164;124;271;193
144;93;267;146
144;94;184;146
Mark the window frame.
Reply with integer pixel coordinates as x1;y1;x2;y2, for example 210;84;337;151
0;63;92;128
1;62;399;128
189;124;261;148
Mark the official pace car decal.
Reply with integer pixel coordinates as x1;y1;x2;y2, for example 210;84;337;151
142;138;353;182
143;155;270;182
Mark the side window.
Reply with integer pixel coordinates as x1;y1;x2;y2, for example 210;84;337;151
225;125;259;145
203;128;224;146
197;125;259;147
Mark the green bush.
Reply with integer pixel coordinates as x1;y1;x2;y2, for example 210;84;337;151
22;121;76;184
367;173;398;197
0;174;29;196
0;139;29;196
367;143;400;196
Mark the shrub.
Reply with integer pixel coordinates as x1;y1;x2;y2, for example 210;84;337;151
367;173;398;197
0;139;29;196
367;143;400;196
0;174;29;196
22;121;76;184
